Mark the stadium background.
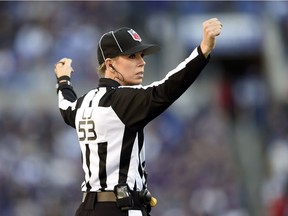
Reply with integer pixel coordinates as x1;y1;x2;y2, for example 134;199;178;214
0;1;288;216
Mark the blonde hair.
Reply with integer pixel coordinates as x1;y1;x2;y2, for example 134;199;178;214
97;62;106;78
97;56;119;78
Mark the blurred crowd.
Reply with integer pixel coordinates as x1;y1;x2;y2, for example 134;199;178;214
0;1;288;216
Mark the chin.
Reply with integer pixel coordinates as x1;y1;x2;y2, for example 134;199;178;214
132;79;143;85
136;80;143;85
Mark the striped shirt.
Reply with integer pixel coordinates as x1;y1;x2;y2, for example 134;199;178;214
57;46;208;192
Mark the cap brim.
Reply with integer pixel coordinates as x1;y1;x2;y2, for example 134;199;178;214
122;44;160;56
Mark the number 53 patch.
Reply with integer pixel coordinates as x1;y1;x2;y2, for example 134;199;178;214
77;108;97;141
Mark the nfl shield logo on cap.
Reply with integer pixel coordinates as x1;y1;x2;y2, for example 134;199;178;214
127;29;142;42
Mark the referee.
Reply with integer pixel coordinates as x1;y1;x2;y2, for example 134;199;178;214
54;18;222;216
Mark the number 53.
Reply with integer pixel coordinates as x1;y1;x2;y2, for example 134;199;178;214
78;120;97;141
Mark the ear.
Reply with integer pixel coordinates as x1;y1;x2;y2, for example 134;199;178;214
104;59;114;71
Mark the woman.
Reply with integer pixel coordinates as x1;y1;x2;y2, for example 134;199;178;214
54;18;222;216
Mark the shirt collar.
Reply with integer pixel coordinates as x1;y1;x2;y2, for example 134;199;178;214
98;78;121;88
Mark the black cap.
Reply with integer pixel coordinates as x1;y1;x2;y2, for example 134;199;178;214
97;27;160;65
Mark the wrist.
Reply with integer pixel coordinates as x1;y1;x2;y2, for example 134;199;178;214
56;80;72;90
56;75;72;90
200;43;211;58
57;75;71;83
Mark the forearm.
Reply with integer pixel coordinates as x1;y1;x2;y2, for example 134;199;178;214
153;46;208;103
57;83;77;101
57;84;78;128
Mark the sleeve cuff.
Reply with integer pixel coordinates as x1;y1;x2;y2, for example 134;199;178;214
56;82;73;93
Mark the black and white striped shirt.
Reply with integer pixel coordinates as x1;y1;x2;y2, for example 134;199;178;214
57;46;208;192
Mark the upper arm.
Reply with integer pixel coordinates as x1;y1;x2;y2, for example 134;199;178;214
58;85;83;128
111;87;171;130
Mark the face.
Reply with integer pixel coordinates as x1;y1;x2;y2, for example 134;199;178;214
109;52;146;86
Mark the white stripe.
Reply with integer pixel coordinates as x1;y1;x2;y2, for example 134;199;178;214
98;32;112;62
111;31;123;53
144;47;199;89
119;47;199;90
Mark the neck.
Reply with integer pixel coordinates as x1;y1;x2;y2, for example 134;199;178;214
105;71;125;86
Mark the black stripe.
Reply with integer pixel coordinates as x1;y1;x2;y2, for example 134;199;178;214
76;94;86;109
80;152;86;190
138;130;144;179
98;88;113;107
143;165;147;189
133;182;137;191
98;142;108;189
85;144;92;191
89;90;98;107
138;130;148;188
118;127;136;183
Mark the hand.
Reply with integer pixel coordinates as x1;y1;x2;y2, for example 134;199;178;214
54;58;74;78
200;18;223;58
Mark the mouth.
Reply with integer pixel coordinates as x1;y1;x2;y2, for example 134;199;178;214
136;71;144;78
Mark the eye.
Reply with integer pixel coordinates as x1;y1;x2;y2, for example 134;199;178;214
128;53;145;59
129;54;136;59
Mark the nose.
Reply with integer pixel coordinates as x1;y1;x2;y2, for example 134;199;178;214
139;55;146;67
140;58;146;66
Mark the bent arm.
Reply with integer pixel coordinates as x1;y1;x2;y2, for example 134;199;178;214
55;58;79;128
113;45;208;130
